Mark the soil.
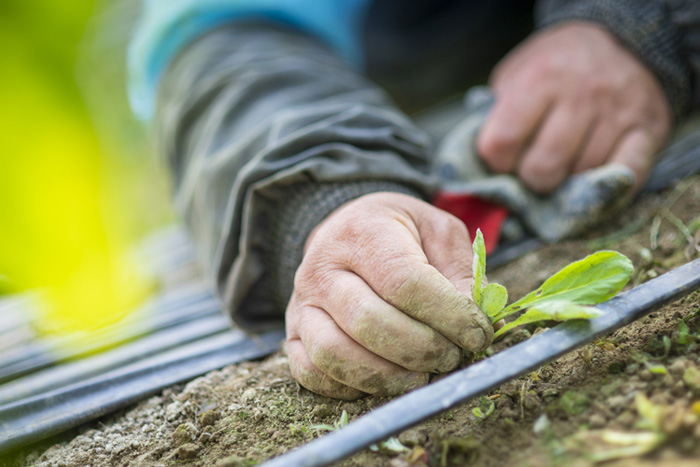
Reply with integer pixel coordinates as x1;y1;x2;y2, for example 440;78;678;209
5;176;700;467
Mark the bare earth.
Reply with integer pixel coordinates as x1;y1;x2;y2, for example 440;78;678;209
5;176;700;467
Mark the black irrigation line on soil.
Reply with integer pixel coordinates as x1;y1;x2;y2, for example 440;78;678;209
263;258;700;467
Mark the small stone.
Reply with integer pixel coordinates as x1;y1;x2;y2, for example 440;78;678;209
165;401;183;422
198;432;212;444
533;413;551;435
398;428;427;447
669;359;688;377
199;409;220;427
311;404;332;419
683;367;700;394
172;423;197;447
639;369;653;381
175;443;200;460
671;380;686;397
589;413;606;429
662;373;675;387
341;401;364;415
216;455;247;467
607;395;627;412
650;393;671;405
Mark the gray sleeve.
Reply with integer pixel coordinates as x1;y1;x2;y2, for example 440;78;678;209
535;0;700;122
154;22;436;331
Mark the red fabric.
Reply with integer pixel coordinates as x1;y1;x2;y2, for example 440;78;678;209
432;192;508;254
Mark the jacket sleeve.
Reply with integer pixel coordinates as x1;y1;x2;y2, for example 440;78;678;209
154;22;437;331
535;0;700;122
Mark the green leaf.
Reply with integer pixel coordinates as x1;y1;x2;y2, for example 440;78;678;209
370;437;409;453
471;229;486;308
338;410;348;428
494;300;603;339
481;282;508;320
496;251;632;321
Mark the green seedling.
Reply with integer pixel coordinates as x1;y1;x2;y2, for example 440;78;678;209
311;409;348;433
313;410;408;454
471;229;634;339
368;437;410;453
472;397;495;420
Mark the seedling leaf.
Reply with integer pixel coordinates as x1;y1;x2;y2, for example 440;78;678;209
472;229;486;307
494;300;602;339
369;437;409;453
495;251;632;321
481;283;508;319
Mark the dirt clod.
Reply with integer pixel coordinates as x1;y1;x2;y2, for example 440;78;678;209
175;443;201;460
199;409;220;427
310;404;332;419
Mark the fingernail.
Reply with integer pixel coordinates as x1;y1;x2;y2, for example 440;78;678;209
461;327;487;351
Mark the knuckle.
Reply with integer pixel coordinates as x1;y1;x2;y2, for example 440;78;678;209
479;129;520;165
376;265;421;307
344;297;377;341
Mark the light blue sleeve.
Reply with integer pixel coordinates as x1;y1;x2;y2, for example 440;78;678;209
127;0;372;121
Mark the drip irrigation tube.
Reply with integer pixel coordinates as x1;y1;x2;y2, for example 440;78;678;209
262;258;700;467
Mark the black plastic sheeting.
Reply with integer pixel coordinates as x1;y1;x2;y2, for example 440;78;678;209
0;229;284;453
263;258;700;467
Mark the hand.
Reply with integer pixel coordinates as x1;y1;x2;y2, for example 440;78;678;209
285;192;493;399
477;21;671;194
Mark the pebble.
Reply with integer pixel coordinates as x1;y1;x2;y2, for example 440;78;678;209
198;432;212;444
311;404;332;419
172;423;197;447
607;395;627;412
398;428;427;446
683;366;700;394
671;380;686;397
165;401;183;422
175;443;200;460
199;409;221;427
669;359;688;377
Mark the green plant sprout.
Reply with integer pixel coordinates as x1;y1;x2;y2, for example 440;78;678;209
471;229;634;340
313;410;408;453
472;397;495;420
311;409;348;433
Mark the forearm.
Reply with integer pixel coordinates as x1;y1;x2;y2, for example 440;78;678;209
154;22;434;329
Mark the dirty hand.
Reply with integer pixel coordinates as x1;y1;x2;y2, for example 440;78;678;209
477;21;671;194
285;192;493;400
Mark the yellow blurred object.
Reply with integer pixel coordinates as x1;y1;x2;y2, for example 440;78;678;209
0;0;164;338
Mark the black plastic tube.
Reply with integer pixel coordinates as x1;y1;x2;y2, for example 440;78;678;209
0;329;284;453
262;258;700;467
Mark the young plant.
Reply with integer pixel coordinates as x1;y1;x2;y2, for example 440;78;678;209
471;229;634;340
